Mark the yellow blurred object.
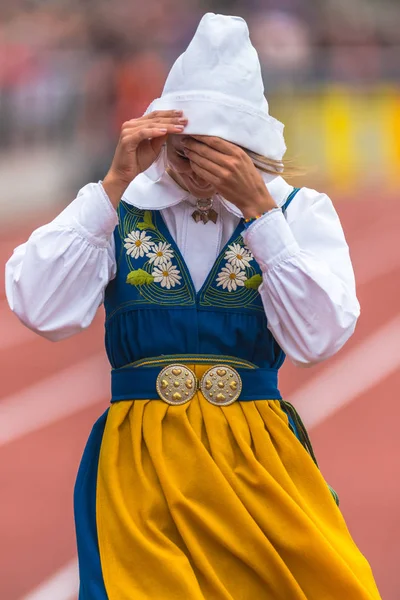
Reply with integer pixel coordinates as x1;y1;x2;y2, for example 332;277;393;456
271;86;400;193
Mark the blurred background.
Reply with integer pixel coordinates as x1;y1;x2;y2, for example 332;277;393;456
0;0;399;598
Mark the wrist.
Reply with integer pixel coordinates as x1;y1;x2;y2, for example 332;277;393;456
102;172;132;209
242;195;277;219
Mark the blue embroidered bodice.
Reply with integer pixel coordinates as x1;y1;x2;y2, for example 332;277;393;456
104;193;298;369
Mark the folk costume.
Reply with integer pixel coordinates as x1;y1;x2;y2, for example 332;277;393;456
6;13;381;600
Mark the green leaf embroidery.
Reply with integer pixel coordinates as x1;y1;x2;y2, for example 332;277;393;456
244;274;263;290
126;269;155;286
137;210;156;231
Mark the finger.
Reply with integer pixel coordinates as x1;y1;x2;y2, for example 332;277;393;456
122;125;180;147
184;147;226;177
189;160;220;187
183;138;228;167
133;127;170;143
122;116;188;130
190;135;237;156
145;110;184;120
122;123;186;143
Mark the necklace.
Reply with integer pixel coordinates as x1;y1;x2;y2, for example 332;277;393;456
192;198;218;224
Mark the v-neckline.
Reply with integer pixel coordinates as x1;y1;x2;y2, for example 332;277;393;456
154;210;245;302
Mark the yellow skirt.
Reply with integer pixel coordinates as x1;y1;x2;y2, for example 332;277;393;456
94;364;381;599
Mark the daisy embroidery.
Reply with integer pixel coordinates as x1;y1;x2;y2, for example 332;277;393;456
124;231;154;259
216;264;247;292
146;241;174;267
224;243;253;269
152;261;182;289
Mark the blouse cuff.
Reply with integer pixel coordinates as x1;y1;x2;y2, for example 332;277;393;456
242;208;300;269
97;182;120;235
53;182;119;246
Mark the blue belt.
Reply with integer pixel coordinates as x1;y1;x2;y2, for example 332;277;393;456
111;355;281;403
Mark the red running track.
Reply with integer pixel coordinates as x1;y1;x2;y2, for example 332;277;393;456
0;196;399;599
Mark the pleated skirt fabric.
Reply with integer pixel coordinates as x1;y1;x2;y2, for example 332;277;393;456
75;364;381;600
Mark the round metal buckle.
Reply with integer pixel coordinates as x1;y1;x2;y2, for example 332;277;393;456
200;365;242;406
156;364;197;405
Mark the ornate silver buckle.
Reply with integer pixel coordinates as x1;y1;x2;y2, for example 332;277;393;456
200;365;242;406
156;364;197;405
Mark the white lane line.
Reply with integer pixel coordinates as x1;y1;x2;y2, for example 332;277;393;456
291;315;400;429
21;559;78;600
0;353;109;447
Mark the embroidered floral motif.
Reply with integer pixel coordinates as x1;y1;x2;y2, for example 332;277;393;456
136;210;156;231
214;237;259;294
244;274;263;289
216;263;247;292
146;241;174;267
126;269;155;286
119;204;263;311
124;231;154;258
118;205;194;307
152;261;182;289
224;243;253;269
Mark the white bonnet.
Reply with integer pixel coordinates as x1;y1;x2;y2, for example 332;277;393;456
146;13;286;161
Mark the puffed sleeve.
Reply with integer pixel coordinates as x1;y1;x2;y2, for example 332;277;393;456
242;187;360;367
5;183;118;341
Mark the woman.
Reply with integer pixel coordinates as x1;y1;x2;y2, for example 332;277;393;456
6;13;381;600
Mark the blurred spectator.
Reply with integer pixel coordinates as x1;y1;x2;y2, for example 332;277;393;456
250;11;312;88
0;0;398;202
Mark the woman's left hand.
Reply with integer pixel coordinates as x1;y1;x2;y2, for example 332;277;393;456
182;136;277;218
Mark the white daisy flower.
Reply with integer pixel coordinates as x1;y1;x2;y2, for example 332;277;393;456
216;263;247;292
152;261;182;289
224;243;253;269
124;231;154;259
146;241;174;267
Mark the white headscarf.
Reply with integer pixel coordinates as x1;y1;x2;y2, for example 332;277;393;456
146;13;286;161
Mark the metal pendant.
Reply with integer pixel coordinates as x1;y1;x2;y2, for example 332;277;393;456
191;198;218;224
191;209;218;224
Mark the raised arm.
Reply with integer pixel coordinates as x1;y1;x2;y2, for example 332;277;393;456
5;111;188;341
243;187;360;367
180;135;360;367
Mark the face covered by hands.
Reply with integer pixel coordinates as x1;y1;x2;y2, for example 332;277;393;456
181;136;277;218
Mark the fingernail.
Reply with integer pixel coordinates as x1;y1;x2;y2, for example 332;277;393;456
174;125;185;131
174;110;183;116
178;118;188;124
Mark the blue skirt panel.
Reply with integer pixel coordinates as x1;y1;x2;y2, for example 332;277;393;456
74;409;109;600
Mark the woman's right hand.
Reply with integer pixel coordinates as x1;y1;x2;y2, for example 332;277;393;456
103;110;188;208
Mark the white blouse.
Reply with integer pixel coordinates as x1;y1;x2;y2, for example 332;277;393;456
5;170;360;367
